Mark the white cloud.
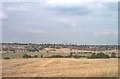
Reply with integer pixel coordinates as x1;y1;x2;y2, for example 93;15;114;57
45;0;119;7
94;31;118;37
51;17;79;26
0;10;8;19
47;0;118;4
7;5;30;11
26;28;44;34
2;2;118;44
2;0;119;3
1;0;48;2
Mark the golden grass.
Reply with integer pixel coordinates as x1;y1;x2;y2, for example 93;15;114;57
2;58;118;77
42;48;118;53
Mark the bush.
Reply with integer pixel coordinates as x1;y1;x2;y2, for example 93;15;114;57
96;52;106;58
105;55;110;58
70;52;73;57
22;54;31;58
13;50;16;53
64;55;71;58
89;53;96;58
96;52;110;58
89;52;109;58
111;52;117;58
34;55;38;58
41;54;43;58
50;55;64;58
4;57;10;59
73;55;79;58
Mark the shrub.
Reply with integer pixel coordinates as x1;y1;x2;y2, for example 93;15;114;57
41;54;43;58
111;52;117;58
50;55;64;58
89;52;109;58
70;49;72;51
4;57;10;59
96;52;106;58
96;52;110;58
90;53;96;58
64;55;71;58
22;54;31;58
105;55;110;58
34;55;38;58
13;50;16;53
70;52;73;57
73;55;79;58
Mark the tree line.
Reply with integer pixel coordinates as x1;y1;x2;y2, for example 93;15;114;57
21;52;117;59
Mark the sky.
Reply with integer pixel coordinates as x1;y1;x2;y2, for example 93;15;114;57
0;0;119;45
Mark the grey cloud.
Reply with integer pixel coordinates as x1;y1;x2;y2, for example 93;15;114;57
2;2;118;45
47;5;92;15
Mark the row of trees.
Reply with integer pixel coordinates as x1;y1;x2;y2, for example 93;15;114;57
70;52;117;58
89;52;117;58
22;52;117;59
22;54;39;58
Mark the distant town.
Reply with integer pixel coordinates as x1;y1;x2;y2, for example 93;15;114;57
1;43;119;59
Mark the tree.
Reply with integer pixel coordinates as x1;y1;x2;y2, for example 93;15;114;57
96;52;106;58
73;55;79;58
96;52;109;58
13;50;16;53
4;57;10;59
22;54;30;58
70;52;73;57
111;52;117;58
70;49;72;51
90;53;96;58
105;55;109;58
41;54;43;58
50;55;64;58
89;52;109;58
34;55;38;58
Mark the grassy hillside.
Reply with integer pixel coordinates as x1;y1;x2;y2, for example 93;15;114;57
2;58;118;77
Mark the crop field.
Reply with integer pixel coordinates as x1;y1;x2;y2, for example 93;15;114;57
2;58;118;77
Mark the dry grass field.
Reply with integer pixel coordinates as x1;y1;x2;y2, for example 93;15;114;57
42;48;118;53
2;58;118;77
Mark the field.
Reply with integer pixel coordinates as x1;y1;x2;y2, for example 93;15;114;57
2;48;118;59
2;58;118;77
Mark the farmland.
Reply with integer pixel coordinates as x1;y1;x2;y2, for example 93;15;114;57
2;48;118;59
2;58;118;77
1;44;119;77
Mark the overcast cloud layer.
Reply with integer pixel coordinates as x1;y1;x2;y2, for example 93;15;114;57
1;0;118;45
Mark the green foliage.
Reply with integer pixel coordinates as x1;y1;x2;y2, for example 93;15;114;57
90;53;96;58
41;54;43;58
111;52;117;58
34;55;38;58
89;52;109;58
64;55;71;58
70;52;73;57
22;54;31;58
49;55;64;58
73;55;79;58
4;57;10;59
13;50;16;53
96;52;106;58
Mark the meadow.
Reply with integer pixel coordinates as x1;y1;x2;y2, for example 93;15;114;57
2;58;118;77
2;48;118;59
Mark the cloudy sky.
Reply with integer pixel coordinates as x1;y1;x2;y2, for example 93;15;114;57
1;0;119;45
